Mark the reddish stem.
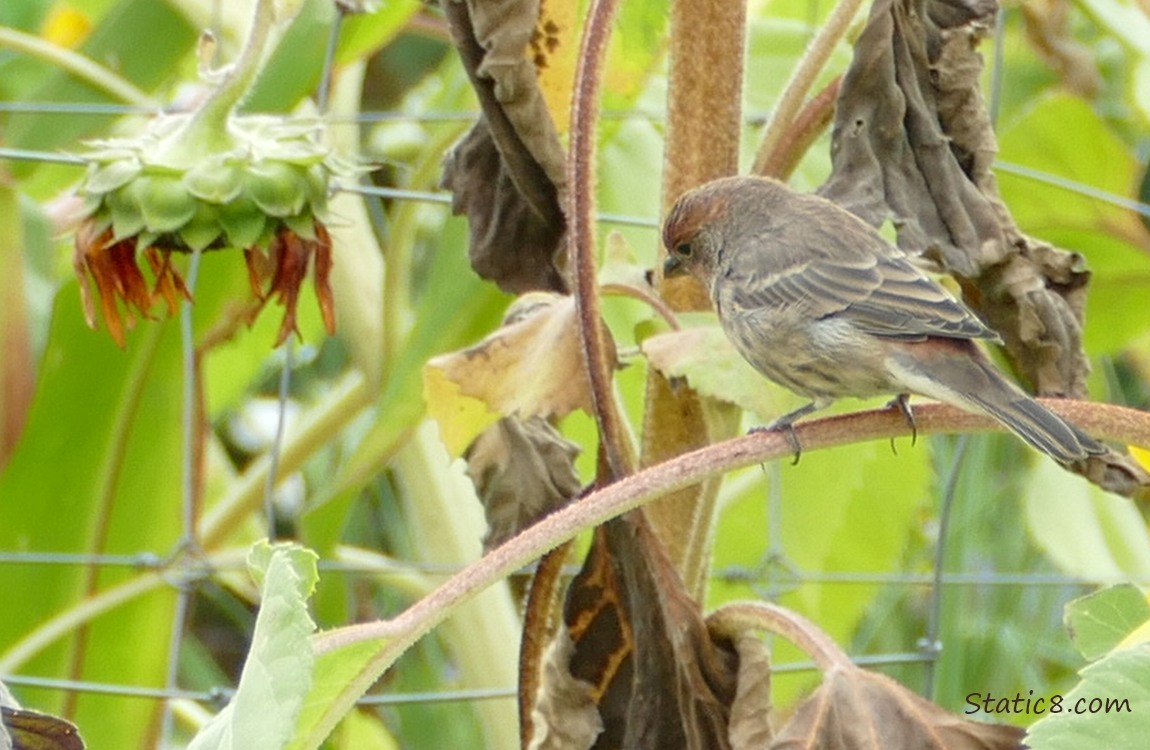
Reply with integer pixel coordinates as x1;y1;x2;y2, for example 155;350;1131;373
568;0;631;477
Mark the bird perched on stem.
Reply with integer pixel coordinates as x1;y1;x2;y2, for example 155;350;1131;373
662;175;1106;465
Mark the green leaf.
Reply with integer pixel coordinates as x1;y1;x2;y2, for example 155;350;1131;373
0;295;181;749
245;162;308;218
328;707;400;750
84;158;142;195
1065;585;1150;661
104;185;147;240
187;541;319;750
1024;458;1150;580
180;202;225;252
640;315;804;422
1025;645;1150;750
282;211;318;240
133;175;197;233
184;161;245;204
287;637;389;750
335;0;420;64
302;164;331;210
996;93;1150;354
219;197;269;249
0;248;261;748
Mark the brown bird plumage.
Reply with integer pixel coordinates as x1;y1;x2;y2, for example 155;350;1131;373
662;175;1105;465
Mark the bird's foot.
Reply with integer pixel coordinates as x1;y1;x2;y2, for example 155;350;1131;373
751;401;822;465
885;393;917;453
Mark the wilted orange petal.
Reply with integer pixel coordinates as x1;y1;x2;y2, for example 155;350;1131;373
75;225;133;346
312;222;336;336
243;224;337;346
268;228;309;345
73;223;102;330
243;247;270;301
109;240;153;318
145;248;192;317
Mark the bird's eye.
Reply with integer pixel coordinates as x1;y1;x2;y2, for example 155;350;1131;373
676;242;693;258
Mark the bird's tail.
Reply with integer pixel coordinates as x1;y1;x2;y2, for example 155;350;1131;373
964;384;1106;464
890;343;1107;465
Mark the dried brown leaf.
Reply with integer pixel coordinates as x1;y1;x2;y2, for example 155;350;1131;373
770;665;1025;750
1;706;85;750
819;0;1092;398
549;524;634;748
816;0;1147;494
465;417;581;551
441;0;568;294
528;630;603;750
727;631;774;750
425;294;606;435
544;517;738;749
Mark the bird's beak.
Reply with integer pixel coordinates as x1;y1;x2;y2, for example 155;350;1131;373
663;254;684;278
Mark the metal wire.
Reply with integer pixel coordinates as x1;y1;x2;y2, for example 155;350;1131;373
921;435;970;699
4;146;1145;228
159;244;206;742
0;549;1133;588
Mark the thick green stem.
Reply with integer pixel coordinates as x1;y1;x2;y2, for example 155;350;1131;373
167;0;279;159
392;423;520;750
0;26;156;107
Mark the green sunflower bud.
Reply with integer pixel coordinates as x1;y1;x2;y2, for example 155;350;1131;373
245;160;308;218
73;111;351;347
184;159;245;204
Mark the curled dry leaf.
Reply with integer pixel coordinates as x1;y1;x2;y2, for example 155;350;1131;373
771;664;1024;749
726;632;774;750
532;517;738;749
1074;449;1150;500
424;293;612;455
465;416;581;551
816;0;1147;495
441;0;569;294
0;707;84;750
528;629;604;750
818;0;1092;399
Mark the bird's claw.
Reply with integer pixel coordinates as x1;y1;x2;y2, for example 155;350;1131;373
751;419;803;464
886;393;916;454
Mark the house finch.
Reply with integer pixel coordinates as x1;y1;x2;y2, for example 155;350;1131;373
662;175;1105;465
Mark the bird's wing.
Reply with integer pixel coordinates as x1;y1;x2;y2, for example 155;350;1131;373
725;248;999;342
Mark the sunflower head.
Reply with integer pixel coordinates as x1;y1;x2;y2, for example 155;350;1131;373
73;114;347;347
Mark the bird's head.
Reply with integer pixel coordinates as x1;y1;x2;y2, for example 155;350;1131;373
662;176;758;287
